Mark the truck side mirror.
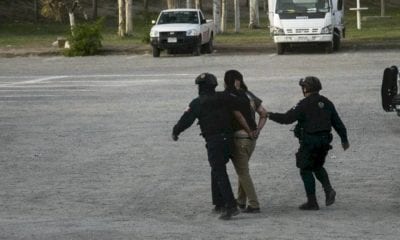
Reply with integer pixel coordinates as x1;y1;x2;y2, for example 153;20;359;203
201;19;206;24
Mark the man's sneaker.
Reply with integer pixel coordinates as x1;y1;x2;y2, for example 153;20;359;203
242;206;260;213
212;205;225;214
219;206;240;220
325;189;336;206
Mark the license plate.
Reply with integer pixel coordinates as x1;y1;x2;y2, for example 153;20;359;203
167;37;177;43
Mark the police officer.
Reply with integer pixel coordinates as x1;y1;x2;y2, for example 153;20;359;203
172;73;254;220
266;76;350;210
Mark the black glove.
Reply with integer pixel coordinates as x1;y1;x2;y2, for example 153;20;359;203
172;133;179;141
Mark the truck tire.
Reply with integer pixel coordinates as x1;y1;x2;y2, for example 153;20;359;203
333;32;341;51
381;66;398;112
277;43;285;55
152;46;160;57
204;35;214;54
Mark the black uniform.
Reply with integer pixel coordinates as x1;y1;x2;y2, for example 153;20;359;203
172;90;240;211
269;93;348;198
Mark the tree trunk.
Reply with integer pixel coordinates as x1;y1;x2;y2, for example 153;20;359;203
143;0;149;20
381;0;385;17
249;0;259;28
33;0;38;22
125;0;133;35
234;0;240;33
220;0;227;33
118;0;125;37
186;0;192;8
92;0;97;20
213;0;221;34
167;0;176;9
195;0;202;9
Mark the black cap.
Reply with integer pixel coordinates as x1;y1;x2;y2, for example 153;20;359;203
195;73;218;87
299;76;322;92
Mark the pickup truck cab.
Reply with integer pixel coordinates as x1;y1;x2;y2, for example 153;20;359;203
150;9;215;57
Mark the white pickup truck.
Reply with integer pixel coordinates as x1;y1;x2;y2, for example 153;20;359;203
150;9;215;57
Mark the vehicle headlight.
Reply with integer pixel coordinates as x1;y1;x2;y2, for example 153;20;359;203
186;29;200;36
321;25;333;34
150;29;159;38
395;104;400;110
273;27;284;35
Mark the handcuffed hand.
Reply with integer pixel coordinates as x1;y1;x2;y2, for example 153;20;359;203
172;134;179;141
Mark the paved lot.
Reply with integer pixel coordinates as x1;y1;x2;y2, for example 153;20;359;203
0;50;400;239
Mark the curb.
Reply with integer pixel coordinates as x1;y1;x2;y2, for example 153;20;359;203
0;41;399;58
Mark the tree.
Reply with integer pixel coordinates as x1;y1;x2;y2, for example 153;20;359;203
213;0;221;33
167;0;177;9
34;0;39;22
220;0;227;33
249;0;260;28
234;0;240;32
186;0;192;8
92;0;97;20
195;0;202;9
126;0;133;35
118;0;125;37
40;0;87;30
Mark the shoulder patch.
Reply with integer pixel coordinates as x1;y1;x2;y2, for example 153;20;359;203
318;102;325;108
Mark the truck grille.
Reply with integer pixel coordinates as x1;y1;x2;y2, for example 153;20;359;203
286;28;319;34
160;31;186;38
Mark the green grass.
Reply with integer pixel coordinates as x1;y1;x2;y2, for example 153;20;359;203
1;9;399;49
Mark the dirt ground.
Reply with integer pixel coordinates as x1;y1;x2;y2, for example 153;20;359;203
0;50;400;239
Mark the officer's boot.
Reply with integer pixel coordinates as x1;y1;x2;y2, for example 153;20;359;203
325;189;336;206
299;194;319;210
219;205;240;220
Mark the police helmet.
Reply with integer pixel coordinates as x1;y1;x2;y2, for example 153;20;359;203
299;76;322;92
195;73;218;87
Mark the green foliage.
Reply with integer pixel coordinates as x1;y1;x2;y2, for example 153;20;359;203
64;18;104;57
40;0;68;22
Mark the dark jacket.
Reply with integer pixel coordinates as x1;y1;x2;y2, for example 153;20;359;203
172;91;240;139
269;93;349;144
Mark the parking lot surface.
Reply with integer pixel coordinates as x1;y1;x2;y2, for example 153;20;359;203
1;50;400;239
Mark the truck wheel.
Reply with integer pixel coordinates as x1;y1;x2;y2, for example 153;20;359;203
192;44;201;56
325;42;333;53
381;66;399;112
277;43;285;55
205;36;214;54
333;32;341;51
152;46;160;57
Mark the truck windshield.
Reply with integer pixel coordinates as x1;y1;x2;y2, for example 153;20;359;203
276;0;330;14
158;11;199;24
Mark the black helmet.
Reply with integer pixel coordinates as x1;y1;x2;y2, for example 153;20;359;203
195;73;218;87
299;76;322;92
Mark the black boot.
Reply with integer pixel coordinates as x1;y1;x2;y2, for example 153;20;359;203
325;189;336;206
299;194;319;210
219;206;240;220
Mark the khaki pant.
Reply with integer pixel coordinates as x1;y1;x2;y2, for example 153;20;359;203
232;132;259;208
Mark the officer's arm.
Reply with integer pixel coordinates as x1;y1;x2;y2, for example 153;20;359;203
172;101;198;140
268;104;301;124
330;104;349;149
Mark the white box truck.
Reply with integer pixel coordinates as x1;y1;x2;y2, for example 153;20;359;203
268;0;345;54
